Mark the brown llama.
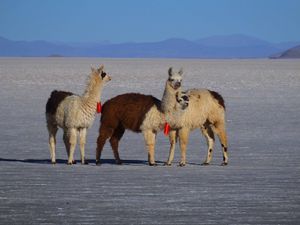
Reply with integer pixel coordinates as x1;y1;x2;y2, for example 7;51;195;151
95;93;188;166
46;65;111;165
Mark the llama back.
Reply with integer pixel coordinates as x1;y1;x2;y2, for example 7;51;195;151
46;90;87;128
101;93;162;132
46;90;73;115
208;90;225;110
186;89;225;110
178;89;225;129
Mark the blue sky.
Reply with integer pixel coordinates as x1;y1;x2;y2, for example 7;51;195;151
0;0;299;43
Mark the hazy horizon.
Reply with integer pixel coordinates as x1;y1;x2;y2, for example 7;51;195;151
1;33;299;45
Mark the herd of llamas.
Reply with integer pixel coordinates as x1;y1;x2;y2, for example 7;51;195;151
46;64;228;166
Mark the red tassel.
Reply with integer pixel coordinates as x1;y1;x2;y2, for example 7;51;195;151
164;123;170;136
97;102;101;113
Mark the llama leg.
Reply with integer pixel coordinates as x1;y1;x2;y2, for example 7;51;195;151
213;122;228;166
63;130;70;158
79;128;88;165
201;126;215;165
165;130;177;166
47;124;58;164
143;130;156;166
178;128;190;167
67;128;77;165
96;126;114;165
109;125;125;165
64;130;77;164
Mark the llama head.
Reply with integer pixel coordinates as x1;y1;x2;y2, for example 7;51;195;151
176;91;189;110
91;65;112;84
167;67;183;90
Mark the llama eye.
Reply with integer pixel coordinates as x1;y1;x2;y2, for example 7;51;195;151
182;96;189;101
101;72;106;79
169;78;174;82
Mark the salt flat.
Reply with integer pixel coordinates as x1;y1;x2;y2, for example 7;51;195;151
0;58;299;224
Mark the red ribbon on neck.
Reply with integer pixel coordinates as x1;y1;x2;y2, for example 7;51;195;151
97;102;101;113
164;123;170;136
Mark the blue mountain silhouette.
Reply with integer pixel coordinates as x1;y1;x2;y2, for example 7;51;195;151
0;35;299;58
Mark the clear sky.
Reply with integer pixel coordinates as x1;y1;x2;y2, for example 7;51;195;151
0;0;299;43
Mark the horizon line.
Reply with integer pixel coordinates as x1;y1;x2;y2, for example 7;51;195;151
1;34;300;45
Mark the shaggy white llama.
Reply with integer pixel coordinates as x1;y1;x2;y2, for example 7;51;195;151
46;65;111;165
162;67;228;166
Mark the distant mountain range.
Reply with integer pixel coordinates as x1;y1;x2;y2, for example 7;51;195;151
270;45;300;59
0;34;299;58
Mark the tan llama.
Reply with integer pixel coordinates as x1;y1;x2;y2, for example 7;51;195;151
162;67;228;166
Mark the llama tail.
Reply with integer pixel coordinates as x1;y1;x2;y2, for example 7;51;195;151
208;90;225;110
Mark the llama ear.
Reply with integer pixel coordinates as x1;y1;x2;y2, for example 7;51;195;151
98;65;104;73
91;67;96;73
178;68;183;76
168;67;173;77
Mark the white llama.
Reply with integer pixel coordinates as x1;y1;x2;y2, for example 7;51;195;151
46;65;111;165
162;67;228;166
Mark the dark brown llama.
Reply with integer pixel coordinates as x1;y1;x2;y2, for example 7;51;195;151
95;92;189;165
95;93;164;166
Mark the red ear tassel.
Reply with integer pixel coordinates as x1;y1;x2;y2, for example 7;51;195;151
97;102;101;113
164;123;170;136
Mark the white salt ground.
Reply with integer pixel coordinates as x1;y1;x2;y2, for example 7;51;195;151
0;58;299;224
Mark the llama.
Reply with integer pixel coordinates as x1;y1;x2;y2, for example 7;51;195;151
162;67;228;166
46;65;111;165
95;92;188;166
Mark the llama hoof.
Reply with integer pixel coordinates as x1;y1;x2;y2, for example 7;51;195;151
81;158;89;165
116;160;123;165
164;162;172;166
221;162;228;166
201;162;210;166
67;162;73;165
67;160;76;165
115;158;123;165
95;160;101;166
149;162;157;166
178;162;186;167
51;161;56;165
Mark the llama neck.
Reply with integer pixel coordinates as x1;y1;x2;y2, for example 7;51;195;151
161;82;179;114
81;80;103;109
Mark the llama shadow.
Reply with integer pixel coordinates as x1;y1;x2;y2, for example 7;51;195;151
0;157;65;165
0;157;164;166
87;159;165;166
186;162;229;167
90;159;149;165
